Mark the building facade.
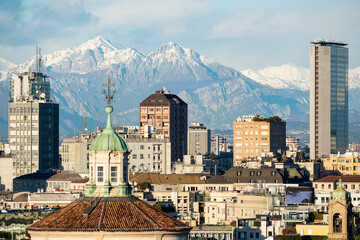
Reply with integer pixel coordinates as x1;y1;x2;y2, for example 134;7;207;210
61;134;95;173
233;115;286;165
310;40;348;160
140;89;187;162
321;152;360;175
188;122;211;155
127;137;172;174
9;70;59;177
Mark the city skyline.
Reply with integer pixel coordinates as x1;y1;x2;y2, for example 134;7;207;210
0;0;360;71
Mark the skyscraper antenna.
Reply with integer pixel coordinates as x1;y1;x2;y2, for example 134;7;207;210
35;45;42;74
81;117;88;134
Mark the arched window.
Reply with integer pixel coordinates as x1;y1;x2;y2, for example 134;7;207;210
333;213;342;233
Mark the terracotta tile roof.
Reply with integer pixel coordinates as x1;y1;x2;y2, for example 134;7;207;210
48;173;83;181
27;196;191;232
314;175;360;183
130;173;205;184
71;178;89;183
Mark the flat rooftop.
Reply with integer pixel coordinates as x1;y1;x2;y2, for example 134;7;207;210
311;39;347;46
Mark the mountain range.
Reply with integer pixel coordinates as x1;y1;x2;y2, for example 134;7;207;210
0;36;359;143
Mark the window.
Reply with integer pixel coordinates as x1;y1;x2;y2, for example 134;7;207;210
97;166;104;183
140;145;145;150
111;167;117;183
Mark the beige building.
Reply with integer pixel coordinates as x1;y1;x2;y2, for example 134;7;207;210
322;152;360;175
140;89;187;162
0;153;14;191
173;155;205;174
9;101;59;177
46;172;83;193
127;137;172;174
233;115;286;165
61;134;95;173
188;122;211;155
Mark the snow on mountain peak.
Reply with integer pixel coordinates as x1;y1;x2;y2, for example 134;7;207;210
78;36;127;52
0;58;16;71
241;64;310;91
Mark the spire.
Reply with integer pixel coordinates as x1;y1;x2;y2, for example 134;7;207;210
339;178;342;187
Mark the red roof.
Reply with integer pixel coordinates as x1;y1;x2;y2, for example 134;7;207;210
27;197;191;233
71;178;89;183
314;175;360;183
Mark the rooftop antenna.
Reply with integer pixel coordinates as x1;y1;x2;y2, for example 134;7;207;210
81;117;88;134
35;45;42;74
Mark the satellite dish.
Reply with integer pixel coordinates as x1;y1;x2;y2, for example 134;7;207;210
134;182;138;186
134;187;138;192
40;92;46;99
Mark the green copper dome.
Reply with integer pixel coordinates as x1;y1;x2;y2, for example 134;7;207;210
89;105;130;152
331;179;351;201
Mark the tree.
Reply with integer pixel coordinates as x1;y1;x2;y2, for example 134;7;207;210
138;182;151;190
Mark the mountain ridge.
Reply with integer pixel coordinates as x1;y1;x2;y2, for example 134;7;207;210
0;36;359;136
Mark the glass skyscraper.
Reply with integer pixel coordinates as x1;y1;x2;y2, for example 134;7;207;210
310;40;348;160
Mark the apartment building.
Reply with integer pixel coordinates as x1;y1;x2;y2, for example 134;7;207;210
61;134;96;173
322;152;360;175
233;115;286;165
140;89;187;162
188;122;211;155
127;137;172;174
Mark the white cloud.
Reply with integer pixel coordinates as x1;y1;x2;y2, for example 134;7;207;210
87;0;208;33
210;7;360;40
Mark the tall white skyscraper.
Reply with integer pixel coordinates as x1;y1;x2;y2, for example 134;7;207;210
310;40;348;160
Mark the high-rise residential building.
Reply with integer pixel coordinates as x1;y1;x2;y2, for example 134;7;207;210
187;122;211;155
8;50;59;177
233;115;286;165
140;89;187;162
310;40;348;160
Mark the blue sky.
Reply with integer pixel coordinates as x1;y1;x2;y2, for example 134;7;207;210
0;0;359;70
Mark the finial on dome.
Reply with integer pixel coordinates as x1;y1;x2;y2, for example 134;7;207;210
102;74;116;105
339;179;342;187
102;74;116;131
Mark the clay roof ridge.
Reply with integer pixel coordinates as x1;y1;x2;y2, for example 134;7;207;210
98;201;107;230
129;200;161;230
45;201;84;229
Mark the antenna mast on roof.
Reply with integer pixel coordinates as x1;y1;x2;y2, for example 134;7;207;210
81;117;88;134
35;45;42;74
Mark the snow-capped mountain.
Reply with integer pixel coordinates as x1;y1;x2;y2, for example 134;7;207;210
242;63;360;90
0;37;339;136
0;58;16;71
241;64;310;91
